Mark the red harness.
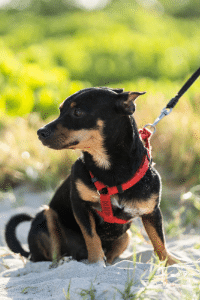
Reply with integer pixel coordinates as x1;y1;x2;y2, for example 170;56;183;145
90;127;152;224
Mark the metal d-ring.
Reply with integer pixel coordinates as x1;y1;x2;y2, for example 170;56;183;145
144;124;156;134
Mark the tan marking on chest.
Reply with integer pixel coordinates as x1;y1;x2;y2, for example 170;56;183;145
76;179;99;202
120;194;158;217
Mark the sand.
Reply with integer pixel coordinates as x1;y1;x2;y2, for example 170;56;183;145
0;185;200;299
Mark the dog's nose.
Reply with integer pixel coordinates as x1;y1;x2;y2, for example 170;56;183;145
37;127;51;139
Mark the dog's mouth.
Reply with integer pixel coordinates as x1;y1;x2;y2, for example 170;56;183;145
43;140;79;150
38;127;93;151
61;140;79;149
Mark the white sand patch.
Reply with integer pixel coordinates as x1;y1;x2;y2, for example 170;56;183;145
0;186;200;299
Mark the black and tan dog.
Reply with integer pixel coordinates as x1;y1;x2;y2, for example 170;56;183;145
5;87;178;266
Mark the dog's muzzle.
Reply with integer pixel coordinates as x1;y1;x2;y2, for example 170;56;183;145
37;127;52;140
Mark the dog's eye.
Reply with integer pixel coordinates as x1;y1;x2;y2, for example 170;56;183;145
73;108;84;117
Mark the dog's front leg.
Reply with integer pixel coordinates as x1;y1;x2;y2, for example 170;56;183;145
141;207;179;265
71;164;105;265
74;209;105;264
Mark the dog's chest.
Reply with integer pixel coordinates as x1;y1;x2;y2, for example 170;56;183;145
111;196;155;217
93;194;155;218
75;179;157;217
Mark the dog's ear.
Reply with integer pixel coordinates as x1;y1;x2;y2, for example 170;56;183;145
100;87;124;94
111;88;124;94
116;92;146;115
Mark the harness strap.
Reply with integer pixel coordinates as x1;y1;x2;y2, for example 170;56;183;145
90;127;152;224
139;127;152;159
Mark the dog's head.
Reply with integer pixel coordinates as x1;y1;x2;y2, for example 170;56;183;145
37;87;145;167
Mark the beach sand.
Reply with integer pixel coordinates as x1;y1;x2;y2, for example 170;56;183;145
0;185;199;299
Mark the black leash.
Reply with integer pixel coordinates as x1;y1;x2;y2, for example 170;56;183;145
145;67;200;133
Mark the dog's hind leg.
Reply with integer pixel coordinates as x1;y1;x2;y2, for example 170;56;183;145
142;207;179;266
29;208;64;264
28;210;51;262
106;229;132;264
33;232;52;262
43;207;64;266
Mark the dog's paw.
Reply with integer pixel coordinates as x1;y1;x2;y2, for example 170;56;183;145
84;257;106;268
49;256;73;269
165;254;182;266
93;260;106;268
49;261;59;269
159;250;182;266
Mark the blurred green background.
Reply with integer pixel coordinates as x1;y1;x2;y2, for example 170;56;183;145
0;0;200;230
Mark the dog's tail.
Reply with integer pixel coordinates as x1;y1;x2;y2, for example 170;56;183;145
5;213;33;258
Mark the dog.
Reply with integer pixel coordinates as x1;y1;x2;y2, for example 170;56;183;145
5;87;178;266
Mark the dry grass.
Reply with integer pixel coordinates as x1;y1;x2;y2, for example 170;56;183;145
0;112;77;191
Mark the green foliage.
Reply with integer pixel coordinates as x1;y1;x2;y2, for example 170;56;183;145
4;0;200;18
0;5;199;187
79;282;97;300
159;0;200;18
115;262;164;299
1;8;200;118
63;280;71;300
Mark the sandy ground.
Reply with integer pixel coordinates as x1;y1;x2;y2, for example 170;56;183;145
0;185;200;300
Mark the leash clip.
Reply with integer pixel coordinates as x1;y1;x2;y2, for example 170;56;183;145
144;107;172;134
152;107;172;127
